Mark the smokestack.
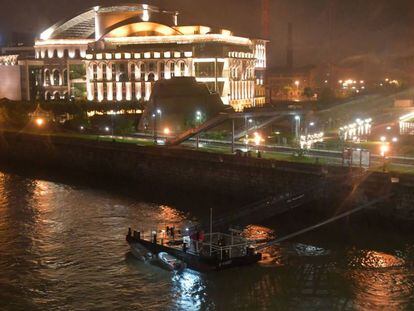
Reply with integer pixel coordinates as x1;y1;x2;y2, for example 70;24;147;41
261;0;270;38
287;22;293;70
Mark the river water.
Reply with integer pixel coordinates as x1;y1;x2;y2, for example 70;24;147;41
0;170;413;310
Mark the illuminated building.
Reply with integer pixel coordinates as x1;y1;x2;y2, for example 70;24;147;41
28;4;267;111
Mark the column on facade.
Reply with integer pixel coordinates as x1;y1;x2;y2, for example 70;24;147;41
97;83;103;102
145;82;151;100
116;82;122;101
107;82;113;101
126;82;132;101
136;83;142;100
87;82;94;101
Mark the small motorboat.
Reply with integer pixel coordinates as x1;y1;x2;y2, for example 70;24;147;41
158;252;186;271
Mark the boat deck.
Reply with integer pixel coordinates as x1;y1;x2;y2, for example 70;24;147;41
126;230;262;272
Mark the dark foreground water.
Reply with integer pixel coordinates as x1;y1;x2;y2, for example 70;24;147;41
0;171;413;311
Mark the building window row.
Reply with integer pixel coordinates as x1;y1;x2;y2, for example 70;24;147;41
43;69;68;86
36;48;84;59
89;60;188;82
87;51;192;61
88;82;152;102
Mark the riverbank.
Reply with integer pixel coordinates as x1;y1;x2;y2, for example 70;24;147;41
0;130;413;225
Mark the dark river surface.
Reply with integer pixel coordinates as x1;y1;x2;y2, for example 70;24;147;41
0;169;414;311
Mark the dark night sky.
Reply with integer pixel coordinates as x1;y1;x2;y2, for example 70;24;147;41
1;0;414;67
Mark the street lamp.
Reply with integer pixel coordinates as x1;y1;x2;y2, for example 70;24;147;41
35;118;44;127
153;109;162;144
294;115;301;142
195;110;203;149
380;142;389;172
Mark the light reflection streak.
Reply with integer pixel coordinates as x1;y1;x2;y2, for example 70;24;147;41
171;270;205;310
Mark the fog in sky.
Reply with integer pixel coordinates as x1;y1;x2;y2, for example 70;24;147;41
1;0;413;67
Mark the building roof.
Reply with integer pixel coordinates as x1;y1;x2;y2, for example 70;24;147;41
39;4;179;41
36;3;249;47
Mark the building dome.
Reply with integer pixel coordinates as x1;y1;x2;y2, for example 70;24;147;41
39;4;179;40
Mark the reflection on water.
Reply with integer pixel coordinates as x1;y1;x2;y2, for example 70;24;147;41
0;171;413;310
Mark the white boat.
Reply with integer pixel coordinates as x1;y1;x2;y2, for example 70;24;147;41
157;252;186;271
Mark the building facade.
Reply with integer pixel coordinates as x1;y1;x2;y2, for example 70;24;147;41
30;4;267;111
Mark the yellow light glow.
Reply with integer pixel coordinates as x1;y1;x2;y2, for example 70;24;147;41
105;22;180;39
104;34;252;47
35;39;93;46
380;144;389;157
163;127;171;135
35;118;44;126
253;132;263;146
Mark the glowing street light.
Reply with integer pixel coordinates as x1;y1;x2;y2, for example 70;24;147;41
35;118;44;126
392;137;398;143
294;115;301;141
380;136;386;142
163;127;171;135
380;144;389;157
253;132;263;146
105;126;110;132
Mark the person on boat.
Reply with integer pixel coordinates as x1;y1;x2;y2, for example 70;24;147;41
171;227;175;240
166;226;170;237
190;231;198;252
182;242;187;253
198;230;205;254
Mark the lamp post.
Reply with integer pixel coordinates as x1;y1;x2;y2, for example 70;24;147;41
153;109;162;144
195;110;202;149
294;115;301;143
380;141;389;172
294;80;300;100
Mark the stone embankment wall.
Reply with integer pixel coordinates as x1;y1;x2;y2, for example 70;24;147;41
0;131;412;222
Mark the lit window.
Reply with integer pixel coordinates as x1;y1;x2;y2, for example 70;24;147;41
102;64;107;80
96;53;103;60
184;51;193;58
154;52;161;58
115;53;122;59
105;53;112;59
144;52;151;59
124;53;131;59
174;52;181;58
164;52;171;58
170;63;175;77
